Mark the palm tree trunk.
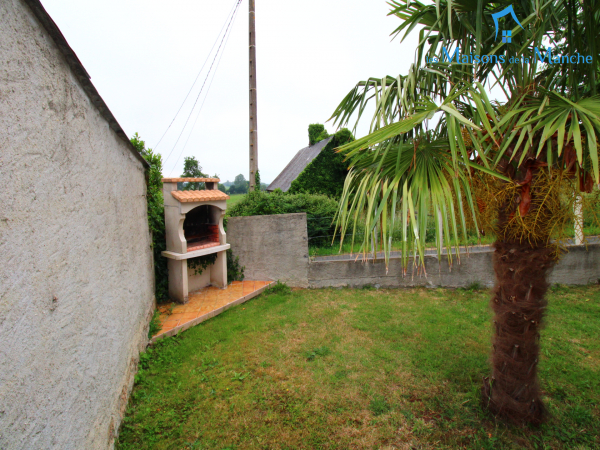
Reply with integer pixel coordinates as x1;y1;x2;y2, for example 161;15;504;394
482;240;557;425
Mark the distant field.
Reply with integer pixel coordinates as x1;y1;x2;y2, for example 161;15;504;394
226;194;246;208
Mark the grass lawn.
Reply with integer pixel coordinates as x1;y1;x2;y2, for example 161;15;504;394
309;226;600;258
117;284;600;450
227;194;246;209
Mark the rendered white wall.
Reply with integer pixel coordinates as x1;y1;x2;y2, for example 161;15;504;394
0;1;154;448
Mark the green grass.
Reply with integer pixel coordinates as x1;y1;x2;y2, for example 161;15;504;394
226;194;246;209
308;235;496;258
117;284;600;450
309;225;600;258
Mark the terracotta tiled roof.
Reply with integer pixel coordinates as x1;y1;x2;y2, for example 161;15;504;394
171;190;229;202
162;177;220;183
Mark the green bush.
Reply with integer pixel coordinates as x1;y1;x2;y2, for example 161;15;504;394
227;190;339;242
308;123;329;146
131;133;169;304
226;249;245;283
288;128;354;199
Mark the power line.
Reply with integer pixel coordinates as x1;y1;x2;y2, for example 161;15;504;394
164;0;243;166
169;2;241;175
155;0;239;153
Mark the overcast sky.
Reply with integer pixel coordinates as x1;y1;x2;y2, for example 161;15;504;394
40;0;420;183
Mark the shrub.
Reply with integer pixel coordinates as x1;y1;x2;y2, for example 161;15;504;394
226;249;245;283
227;190;339;242
288;128;354;198
308;123;329;146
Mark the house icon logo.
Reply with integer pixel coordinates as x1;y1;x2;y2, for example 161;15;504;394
491;5;524;43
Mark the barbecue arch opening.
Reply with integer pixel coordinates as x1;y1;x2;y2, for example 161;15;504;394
183;204;222;252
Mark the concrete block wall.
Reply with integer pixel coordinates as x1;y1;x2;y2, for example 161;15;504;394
226;213;600;290
309;245;600;289
227;213;309;287
0;1;155;448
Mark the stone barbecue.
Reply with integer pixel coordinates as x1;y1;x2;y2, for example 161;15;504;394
161;178;229;303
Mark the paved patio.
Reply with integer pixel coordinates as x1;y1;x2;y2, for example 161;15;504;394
152;280;273;342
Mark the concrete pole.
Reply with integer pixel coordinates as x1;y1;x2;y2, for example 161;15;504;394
249;0;258;191
574;195;584;245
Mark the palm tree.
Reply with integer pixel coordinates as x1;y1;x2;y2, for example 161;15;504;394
330;0;600;425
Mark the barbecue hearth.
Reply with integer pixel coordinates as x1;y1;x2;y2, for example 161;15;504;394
161;178;230;303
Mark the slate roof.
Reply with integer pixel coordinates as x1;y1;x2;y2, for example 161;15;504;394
267;137;333;192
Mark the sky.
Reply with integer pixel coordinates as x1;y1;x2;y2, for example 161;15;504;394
40;0;420;184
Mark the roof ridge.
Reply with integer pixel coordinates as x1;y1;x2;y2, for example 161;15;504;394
267;136;334;192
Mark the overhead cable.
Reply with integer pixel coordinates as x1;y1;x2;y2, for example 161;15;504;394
170;0;242;174
163;0;243;166
156;0;239;154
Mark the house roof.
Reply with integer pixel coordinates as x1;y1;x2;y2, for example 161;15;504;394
22;0;149;169
171;190;229;203
267;137;333;192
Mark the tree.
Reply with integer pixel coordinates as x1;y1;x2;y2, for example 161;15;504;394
232;174;249;194
181;156;208;190
331;0;600;425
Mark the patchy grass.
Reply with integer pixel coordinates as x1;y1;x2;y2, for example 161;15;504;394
118;284;600;450
226;194;246;209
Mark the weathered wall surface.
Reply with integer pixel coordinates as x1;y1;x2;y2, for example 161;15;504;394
309;251;494;289
309;244;600;289
227;212;600;289
548;244;600;285
227;213;309;287
0;1;154;449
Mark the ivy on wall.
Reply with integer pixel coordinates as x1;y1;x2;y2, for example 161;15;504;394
226;249;245;282
131;133;169;304
188;253;218;276
288;128;354;199
308;123;330;146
